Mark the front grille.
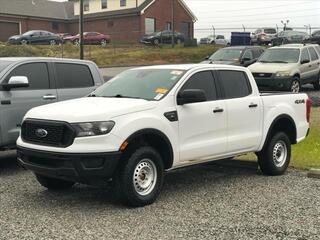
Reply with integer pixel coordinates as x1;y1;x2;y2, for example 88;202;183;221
252;73;273;78
21;119;75;147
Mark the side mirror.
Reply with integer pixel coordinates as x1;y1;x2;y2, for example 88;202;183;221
301;59;310;64
205;55;210;60
2;76;29;90
177;89;207;105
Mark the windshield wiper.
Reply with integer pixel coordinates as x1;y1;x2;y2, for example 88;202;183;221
88;93;97;97
270;60;289;63
104;94;144;100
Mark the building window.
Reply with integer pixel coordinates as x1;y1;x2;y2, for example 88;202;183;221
166;22;172;31
84;0;89;11
120;0;126;7
52;22;59;31
101;0;107;9
145;18;155;34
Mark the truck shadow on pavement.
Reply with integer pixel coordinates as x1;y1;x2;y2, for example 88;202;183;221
14;159;265;210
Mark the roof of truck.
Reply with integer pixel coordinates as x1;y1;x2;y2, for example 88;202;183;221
0;57;94;64
132;64;247;71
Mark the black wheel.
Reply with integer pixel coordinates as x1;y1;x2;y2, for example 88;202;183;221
153;39;160;45
177;39;182;45
289;76;301;93
115;146;164;207
100;39;107;47
73;39;80;46
20;39;28;45
49;40;56;46
211;41;216;45
313;72;320;90
257;132;291;176
35;174;75;190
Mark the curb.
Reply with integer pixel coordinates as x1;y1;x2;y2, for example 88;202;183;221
307;168;320;179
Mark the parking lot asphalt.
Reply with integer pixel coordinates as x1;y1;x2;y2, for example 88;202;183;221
0;151;319;240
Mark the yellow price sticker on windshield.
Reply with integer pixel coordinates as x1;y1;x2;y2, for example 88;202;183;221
155;88;168;94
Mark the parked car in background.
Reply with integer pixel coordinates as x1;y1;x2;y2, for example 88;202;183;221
251;28;277;45
8;30;62;45
200;35;230;45
249;44;320;92
140;31;185;45
201;46;264;67
271;31;309;46
308;30;320;45
63;32;111;46
17;64;310;207
0;57;104;149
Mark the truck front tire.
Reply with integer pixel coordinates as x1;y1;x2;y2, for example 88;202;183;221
257;132;291;176
116;146;164;207
35;174;75;190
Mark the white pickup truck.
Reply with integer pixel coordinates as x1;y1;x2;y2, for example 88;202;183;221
17;64;310;207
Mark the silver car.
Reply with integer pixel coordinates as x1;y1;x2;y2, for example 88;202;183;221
0;57;104;149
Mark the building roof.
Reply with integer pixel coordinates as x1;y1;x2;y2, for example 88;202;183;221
0;0;74;20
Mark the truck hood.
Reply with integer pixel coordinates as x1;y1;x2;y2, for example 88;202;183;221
248;62;297;73
25;97;157;123
201;60;240;65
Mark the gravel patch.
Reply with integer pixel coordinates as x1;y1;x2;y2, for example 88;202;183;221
0;152;319;240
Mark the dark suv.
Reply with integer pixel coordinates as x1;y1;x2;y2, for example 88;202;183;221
308;30;320;45
140;31;185;45
8;30;62;45
201;46;265;67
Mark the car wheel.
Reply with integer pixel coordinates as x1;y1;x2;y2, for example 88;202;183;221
35;174;75;190
211;41;216;45
312;72;320;90
257;132;291;176
153;39;160;45
20;39;28;45
49;40;56;46
100;39;107;47
177;39;182;45
73;39;80;46
115;146;164;207
290;77;301;93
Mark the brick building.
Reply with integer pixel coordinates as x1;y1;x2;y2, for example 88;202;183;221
0;0;196;42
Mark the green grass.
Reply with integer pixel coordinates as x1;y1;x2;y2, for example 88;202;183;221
237;108;320;170
0;43;220;67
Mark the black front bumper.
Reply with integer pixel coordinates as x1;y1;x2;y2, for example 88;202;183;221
255;76;292;91
17;147;122;184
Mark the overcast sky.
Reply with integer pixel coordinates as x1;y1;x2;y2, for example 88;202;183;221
53;0;320;38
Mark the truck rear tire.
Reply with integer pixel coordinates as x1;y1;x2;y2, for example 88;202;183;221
35;174;75;190
116;146;164;207
257;132;291;176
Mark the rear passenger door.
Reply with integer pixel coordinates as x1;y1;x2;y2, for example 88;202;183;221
0;62;57;146
177;70;227;163
308;47;320;81
53;62;96;101
300;48;312;83
216;70;263;153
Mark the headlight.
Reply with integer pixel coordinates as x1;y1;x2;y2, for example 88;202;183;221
71;121;115;137
275;71;291;77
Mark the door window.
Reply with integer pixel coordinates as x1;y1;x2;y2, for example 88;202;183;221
180;71;217;101
7;63;50;90
55;63;94;89
242;50;253;60
301;48;310;62
308;47;319;61
218;70;251;99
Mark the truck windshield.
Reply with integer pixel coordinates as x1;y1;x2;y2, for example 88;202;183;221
0;61;11;73
93;68;186;101
258;49;300;63
209;49;242;61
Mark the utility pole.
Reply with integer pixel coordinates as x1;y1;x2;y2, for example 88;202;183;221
276;24;279;33
212;25;215;38
79;0;84;59
308;24;312;35
242;24;246;32
171;0;175;48
281;20;289;31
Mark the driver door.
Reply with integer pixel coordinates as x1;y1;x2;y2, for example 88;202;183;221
176;70;227;163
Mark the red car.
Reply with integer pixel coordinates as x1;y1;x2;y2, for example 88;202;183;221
63;32;111;46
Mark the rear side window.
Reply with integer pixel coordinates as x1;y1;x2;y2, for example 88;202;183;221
55;63;94;89
218;70;251;99
180;71;217;101
308;47;319;61
264;28;276;34
315;46;320;56
301;48;310;61
7;63;50;90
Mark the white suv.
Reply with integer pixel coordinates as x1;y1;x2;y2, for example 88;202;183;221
249;44;320;92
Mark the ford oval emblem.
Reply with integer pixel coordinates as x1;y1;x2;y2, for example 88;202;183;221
35;129;48;138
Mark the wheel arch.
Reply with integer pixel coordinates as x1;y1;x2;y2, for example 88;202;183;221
262;114;297;150
121;128;174;170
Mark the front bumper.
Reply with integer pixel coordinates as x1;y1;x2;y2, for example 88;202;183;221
17;147;122;184
254;75;292;91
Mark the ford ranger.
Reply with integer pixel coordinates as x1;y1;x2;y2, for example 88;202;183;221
17;64;310;207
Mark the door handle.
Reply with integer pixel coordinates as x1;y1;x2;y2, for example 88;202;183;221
42;95;57;100
249;103;258;108
213;108;224;113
